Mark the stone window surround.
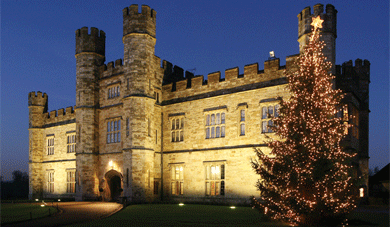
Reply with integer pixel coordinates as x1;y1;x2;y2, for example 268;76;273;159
169;162;185;196
237;103;248;136
66;133;76;153
46;134;55;155
47;169;55;194
106;117;121;144
168;113;185;143
204;106;227;139
260;102;280;134
66;169;76;194
204;160;226;196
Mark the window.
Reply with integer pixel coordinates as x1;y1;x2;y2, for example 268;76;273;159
350;105;359;139
47;137;54;155
240;109;245;136
107;119;121;144
66;170;75;193
205;163;225;196
67;134;75;153
261;104;279;133
205;112;225;139
171;117;184;142
47;171;54;193
171;165;184;195
126;117;130;137
108;85;120;99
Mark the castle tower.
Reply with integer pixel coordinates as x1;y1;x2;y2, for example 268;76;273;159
28;91;48;199
298;4;337;74
122;5;157;202
75;27;105;200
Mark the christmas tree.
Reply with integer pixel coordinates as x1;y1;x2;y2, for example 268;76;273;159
251;16;359;226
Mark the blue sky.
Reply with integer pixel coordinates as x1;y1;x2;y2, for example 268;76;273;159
1;0;389;180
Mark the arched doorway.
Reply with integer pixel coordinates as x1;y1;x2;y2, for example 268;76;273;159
105;170;123;202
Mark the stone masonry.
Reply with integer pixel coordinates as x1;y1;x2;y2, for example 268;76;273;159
29;4;370;204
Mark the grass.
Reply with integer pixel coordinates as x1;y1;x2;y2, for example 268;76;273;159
69;204;287;227
67;204;389;227
1;203;57;225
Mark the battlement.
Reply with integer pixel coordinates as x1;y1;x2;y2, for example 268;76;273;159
28;91;48;110
44;106;76;126
75;27;106;56
336;59;370;87
162;56;298;101
298;4;337;39
100;59;124;78
123;4;156;38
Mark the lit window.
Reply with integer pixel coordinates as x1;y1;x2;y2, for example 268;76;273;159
171;117;184;142
47;137;54;155
67;134;75;153
205;112;226;139
47;171;54;193
205;163;225;196
107;119;121;144
171;165;184;195
66;170;75;193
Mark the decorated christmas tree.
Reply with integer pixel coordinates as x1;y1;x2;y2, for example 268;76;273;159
251;16;359;226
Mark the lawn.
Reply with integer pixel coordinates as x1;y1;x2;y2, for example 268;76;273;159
69;204;287;227
1;203;57;225
68;204;389;227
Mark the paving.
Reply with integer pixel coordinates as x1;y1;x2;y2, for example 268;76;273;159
5;202;123;227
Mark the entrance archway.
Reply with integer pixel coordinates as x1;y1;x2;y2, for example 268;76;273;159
105;170;123;202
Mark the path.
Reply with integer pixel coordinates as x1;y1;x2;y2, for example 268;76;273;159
5;202;123;227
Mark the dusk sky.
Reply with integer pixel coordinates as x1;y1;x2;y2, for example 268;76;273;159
1;0;389;181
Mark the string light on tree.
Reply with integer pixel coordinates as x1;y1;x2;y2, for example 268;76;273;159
251;14;360;226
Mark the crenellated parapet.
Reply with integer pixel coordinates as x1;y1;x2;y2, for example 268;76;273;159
43;106;76;127
298;4;337;40
100;59;124;78
28;91;48;110
335;59;370;107
123;4;156;38
75;27;105;56
162;55;298;102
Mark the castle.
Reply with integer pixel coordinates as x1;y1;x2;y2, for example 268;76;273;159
28;4;370;204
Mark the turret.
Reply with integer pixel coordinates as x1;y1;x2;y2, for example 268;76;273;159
298;4;337;73
28;91;48;128
122;5;158;202
122;4;156;96
75;27;105;201
28;91;48;199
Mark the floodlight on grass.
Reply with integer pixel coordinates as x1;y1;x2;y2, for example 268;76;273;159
179;203;184;206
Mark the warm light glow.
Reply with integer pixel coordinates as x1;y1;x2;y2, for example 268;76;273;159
359;188;364;197
109;160;113;167
58;199;61;201
179;203;184;206
311;16;323;31
41;204;45;207
230;206;236;209
35;199;39;201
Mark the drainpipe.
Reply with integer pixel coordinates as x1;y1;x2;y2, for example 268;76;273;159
160;112;164;201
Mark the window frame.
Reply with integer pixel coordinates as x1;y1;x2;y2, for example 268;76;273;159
66;170;76;193
170;116;184;143
204;162;226;196
47;137;55;155
205;111;226;139
261;103;280;134
170;164;184;196
67;134;76;153
106;119;121;144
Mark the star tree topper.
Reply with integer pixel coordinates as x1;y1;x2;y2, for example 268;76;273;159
311;15;323;32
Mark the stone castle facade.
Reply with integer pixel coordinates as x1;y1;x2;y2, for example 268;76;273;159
28;4;370;204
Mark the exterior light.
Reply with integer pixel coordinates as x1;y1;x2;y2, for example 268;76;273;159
179;203;184;206
230;206;236;209
58;199;61;202
35;199;39;201
41;204;45;207
109;160;113;168
269;51;275;58
359;188;364;197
